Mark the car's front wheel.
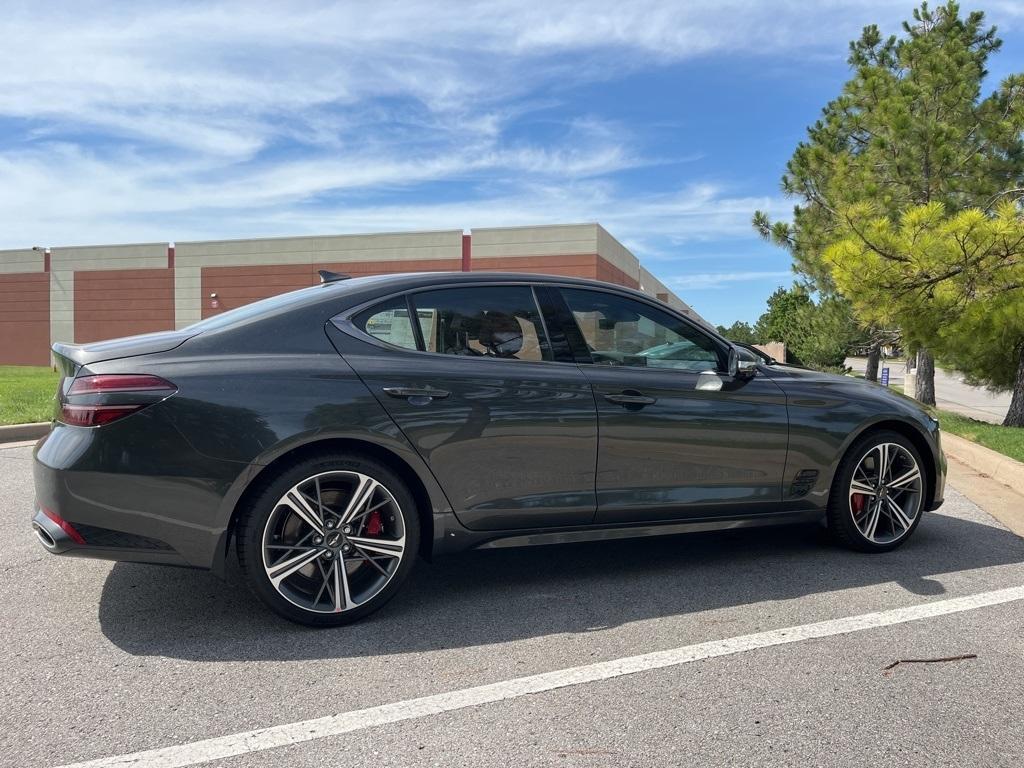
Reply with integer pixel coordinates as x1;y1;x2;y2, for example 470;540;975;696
237;453;419;626
827;430;926;552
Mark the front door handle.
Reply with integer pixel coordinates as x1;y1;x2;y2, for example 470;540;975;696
604;391;657;407
382;387;451;403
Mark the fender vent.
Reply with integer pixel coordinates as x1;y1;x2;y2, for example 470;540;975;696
789;469;819;498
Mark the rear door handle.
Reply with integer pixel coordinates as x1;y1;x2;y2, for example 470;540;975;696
382;387;451;402
604;391;657;407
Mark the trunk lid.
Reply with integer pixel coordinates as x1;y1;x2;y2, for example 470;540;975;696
51;329;196;375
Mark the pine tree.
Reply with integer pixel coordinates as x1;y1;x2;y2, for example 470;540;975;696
754;2;1024;409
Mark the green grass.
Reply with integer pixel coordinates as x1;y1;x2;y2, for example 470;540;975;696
884;382;1024;462
933;408;1024;464
0;366;60;425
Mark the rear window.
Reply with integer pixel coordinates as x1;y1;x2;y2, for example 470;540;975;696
353;296;419;350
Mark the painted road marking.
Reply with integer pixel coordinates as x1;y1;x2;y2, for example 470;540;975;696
59;584;1024;768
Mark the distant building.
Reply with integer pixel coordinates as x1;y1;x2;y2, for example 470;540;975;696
0;223;704;366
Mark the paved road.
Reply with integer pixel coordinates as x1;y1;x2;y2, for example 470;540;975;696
3;440;1024;767
845;357;1011;424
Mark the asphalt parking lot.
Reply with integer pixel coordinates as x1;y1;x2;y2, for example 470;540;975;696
2;440;1023;768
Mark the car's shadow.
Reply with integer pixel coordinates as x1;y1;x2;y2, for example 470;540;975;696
99;508;1024;662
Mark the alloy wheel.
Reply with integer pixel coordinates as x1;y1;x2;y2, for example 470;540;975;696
848;442;923;545
261;471;406;614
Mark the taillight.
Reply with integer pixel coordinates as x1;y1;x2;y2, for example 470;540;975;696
68;374;174;396
59;374;176;427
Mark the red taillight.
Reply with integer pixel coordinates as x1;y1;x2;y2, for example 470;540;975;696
68;374;174;396
60;404;146;426
40;506;86;545
59;374;175;427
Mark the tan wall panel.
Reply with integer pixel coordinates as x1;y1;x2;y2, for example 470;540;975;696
74;268;174;343
0;249;45;274
0;272;51;365
470;224;599;259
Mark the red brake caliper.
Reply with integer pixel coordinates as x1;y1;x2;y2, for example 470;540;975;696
366;509;383;536
851;493;866;517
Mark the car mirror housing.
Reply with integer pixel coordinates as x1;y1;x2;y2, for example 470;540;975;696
728;346;757;380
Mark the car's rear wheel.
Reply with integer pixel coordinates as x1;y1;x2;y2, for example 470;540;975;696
237;453;419;626
827;430;926;552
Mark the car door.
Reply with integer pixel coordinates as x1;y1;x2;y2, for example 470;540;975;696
337;283;598;531
554;286;790;525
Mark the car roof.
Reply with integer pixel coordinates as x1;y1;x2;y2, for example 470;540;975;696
185;270;710;338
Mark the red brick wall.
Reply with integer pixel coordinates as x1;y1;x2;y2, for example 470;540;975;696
596;256;639;289
75;268;174;343
0;273;50;366
470;253;600;279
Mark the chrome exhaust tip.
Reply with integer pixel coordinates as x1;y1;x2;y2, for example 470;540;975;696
32;522;56;550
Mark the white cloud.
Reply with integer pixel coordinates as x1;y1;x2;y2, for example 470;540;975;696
2;0;1012;258
668;271;794;290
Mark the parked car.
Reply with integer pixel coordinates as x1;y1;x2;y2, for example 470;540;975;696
32;272;945;625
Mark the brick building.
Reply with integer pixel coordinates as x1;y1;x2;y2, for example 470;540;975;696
0;223;703;366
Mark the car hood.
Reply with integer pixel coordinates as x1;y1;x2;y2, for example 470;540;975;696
764;363;929;413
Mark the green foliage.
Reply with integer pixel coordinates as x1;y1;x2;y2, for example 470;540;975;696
753;287;811;348
752;287;865;370
826;201;1024;390
790;296;867;370
715;321;758;344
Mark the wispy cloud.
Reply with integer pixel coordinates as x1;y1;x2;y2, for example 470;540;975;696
668;271;794;290
1;0;1016;278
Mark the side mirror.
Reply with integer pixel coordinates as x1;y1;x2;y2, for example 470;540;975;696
727;347;757;380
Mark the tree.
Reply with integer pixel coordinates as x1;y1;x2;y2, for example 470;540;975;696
790;296;868;371
826;201;1024;426
754;2;1024;405
753;287;812;352
751;286;865;369
715;320;758;344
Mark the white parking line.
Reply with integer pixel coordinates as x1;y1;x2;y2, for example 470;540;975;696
59;584;1024;768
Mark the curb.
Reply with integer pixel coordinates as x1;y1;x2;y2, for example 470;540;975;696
0;422;49;444
941;432;1024;490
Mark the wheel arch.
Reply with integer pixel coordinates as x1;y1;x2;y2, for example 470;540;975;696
217;437;441;574
837;418;938;511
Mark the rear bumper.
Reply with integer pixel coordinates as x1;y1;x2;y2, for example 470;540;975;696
31;419;242;569
31;505;190;567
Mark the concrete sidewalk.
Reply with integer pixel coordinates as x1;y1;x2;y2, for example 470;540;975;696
845;357;1011;424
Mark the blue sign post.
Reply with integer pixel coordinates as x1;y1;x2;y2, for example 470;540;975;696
880;367;890;387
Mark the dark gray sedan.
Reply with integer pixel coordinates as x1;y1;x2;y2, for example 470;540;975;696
32;272;945;625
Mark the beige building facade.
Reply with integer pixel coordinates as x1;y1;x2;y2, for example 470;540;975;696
0;223;703;366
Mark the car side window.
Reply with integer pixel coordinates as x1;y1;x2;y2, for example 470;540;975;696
410;286;552;362
353;296;419;350
560;288;724;372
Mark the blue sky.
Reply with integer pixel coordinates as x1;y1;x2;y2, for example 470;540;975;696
3;1;1024;325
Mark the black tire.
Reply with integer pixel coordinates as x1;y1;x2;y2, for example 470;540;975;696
237;452;420;626
826;430;926;553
